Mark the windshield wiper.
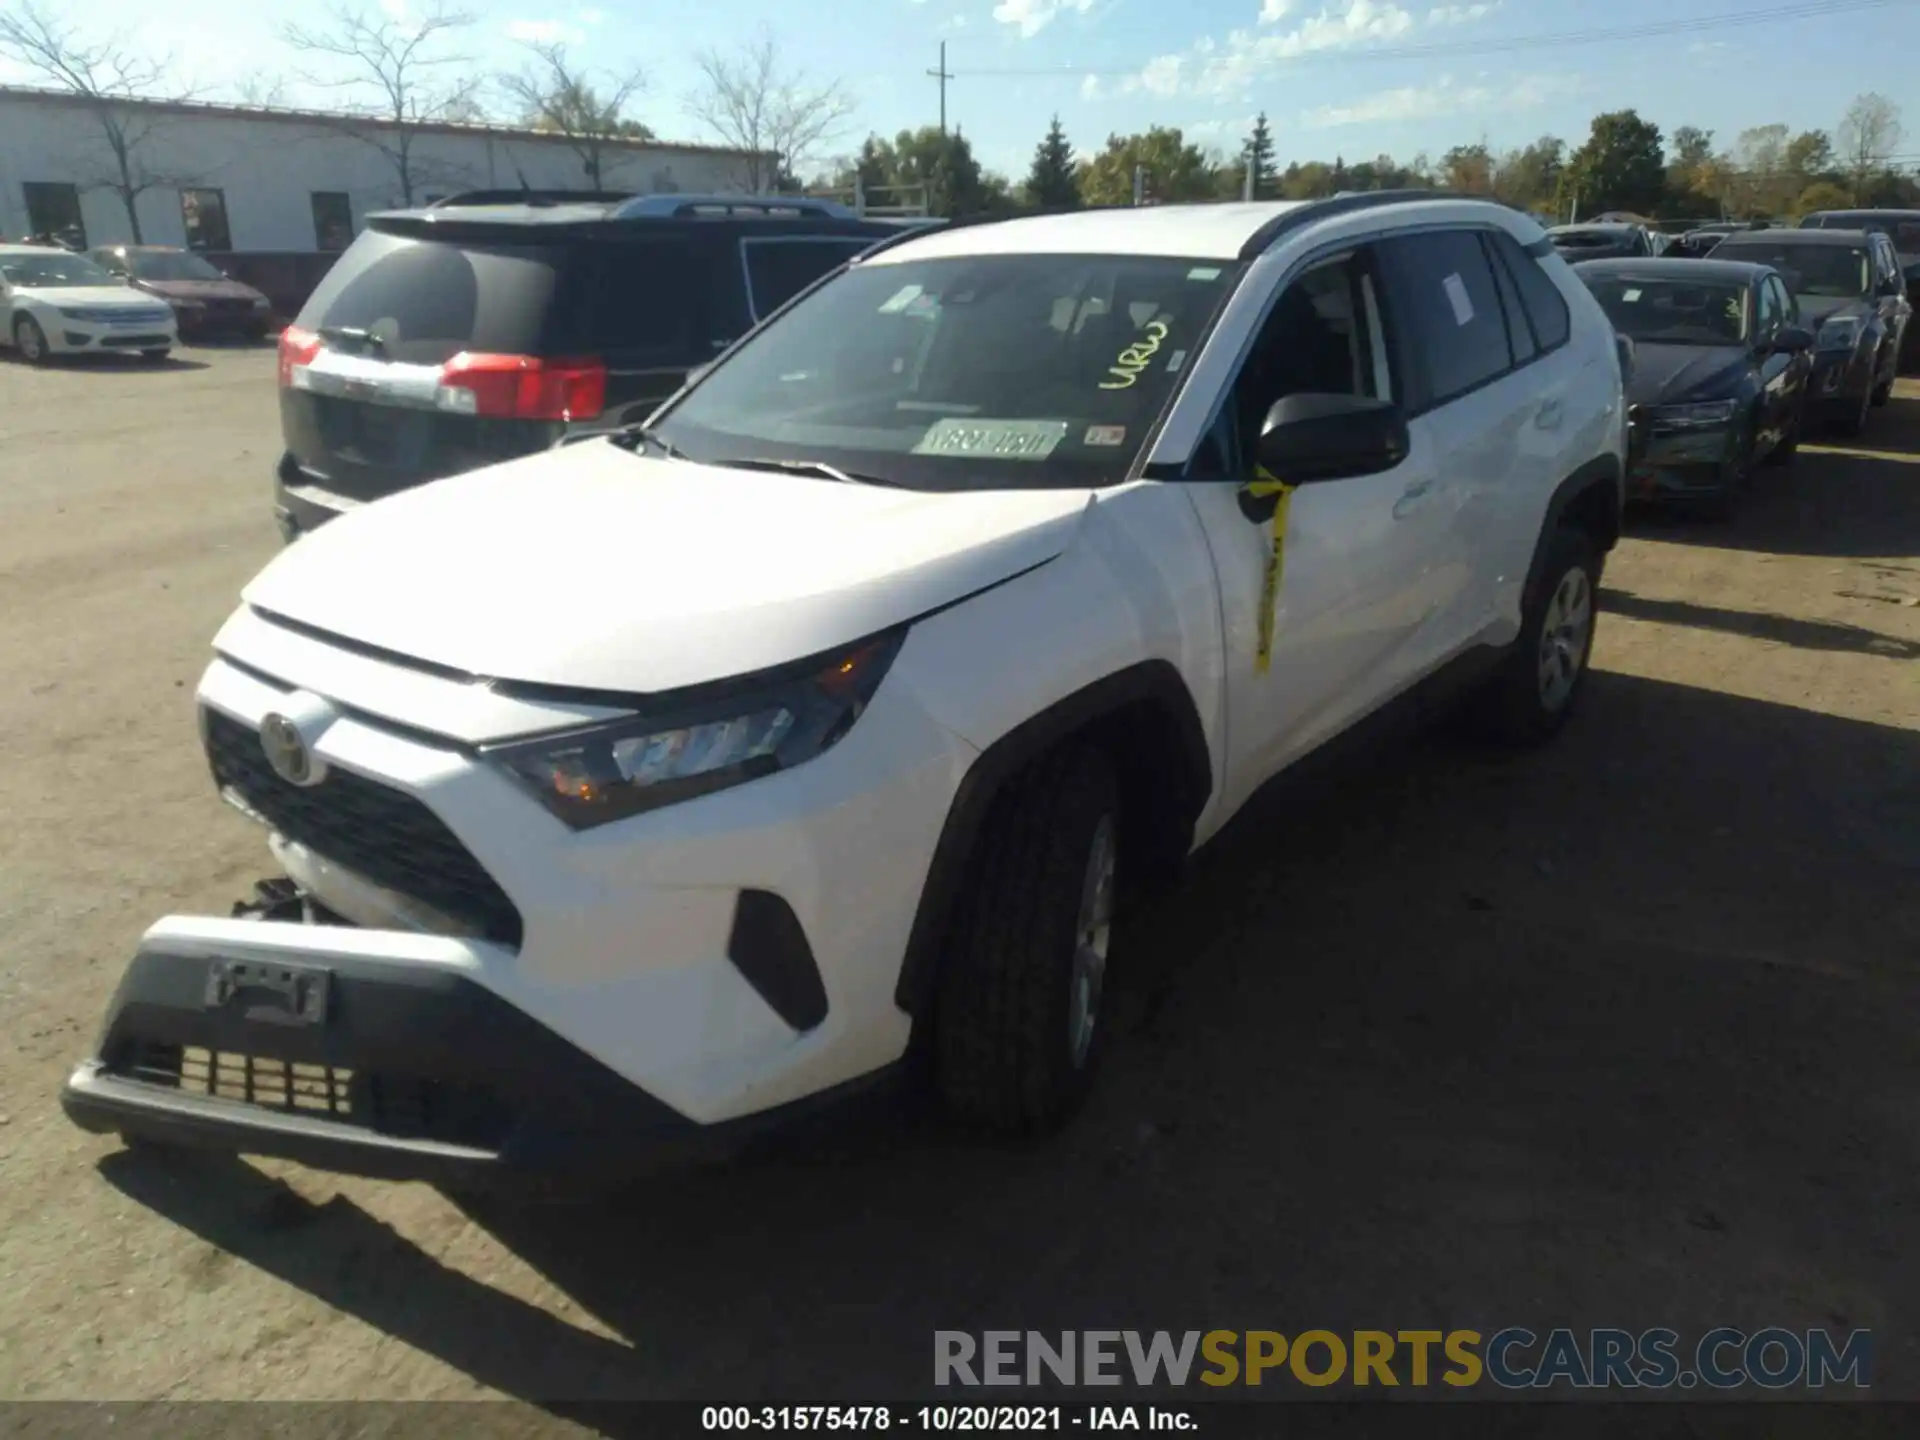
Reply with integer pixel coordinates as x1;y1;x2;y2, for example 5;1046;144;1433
605;424;686;458
319;324;385;355
713;456;900;488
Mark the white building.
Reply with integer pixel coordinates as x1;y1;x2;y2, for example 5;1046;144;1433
0;85;766;254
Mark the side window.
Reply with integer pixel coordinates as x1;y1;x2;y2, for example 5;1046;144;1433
1489;230;1572;352
1756;279;1781;339
1480;233;1536;367
742;239;870;320
1770;277;1796;327
559;241;702;360
1377;229;1512;411
1194;251;1389;476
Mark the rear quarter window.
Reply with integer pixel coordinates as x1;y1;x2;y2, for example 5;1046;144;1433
294;229;561;364
741;237;875;320
1489;230;1571;352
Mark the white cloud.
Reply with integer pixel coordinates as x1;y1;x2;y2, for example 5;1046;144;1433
580;7;606;21
1183;114;1263;142
1298;70;1576;128
1688;39;1727;53
1427;2;1497;24
506;18;584;44
1098;1;1430;100
992;0;1096;40
1259;0;1294;21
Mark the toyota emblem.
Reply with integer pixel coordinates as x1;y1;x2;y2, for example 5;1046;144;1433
261;713;318;786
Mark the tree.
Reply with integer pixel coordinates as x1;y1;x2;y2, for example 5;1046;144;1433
1785;129;1836;183
1838;92;1903;202
1023;115;1079;210
0;1;200;242
497;42;650;188
1561;109;1665;218
1499;135;1565;214
1239;112;1277;200
1795;180;1853;217
880;126;1002;218
282;1;482;206
1440;142;1495;195
1079;127;1216;207
1731;124;1793;216
687;28;854;194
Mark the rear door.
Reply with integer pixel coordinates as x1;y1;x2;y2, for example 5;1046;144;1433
279;227;577;504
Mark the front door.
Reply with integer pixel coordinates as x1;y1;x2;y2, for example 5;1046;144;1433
1180;246;1447;813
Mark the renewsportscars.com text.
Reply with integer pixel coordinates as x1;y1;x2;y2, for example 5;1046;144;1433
934;1329;1873;1391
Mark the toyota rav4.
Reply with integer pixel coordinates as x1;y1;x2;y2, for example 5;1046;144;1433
63;192;1627;1186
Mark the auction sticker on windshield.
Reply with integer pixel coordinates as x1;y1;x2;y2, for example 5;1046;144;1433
913;418;1071;459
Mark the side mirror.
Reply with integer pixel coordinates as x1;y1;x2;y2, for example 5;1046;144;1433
1772;325;1815;354
1253;393;1409;486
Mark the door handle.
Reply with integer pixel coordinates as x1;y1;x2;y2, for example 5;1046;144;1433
1535;398;1564;430
1392;479;1433;519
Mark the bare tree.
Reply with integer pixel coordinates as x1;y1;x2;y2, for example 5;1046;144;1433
236;75;289;108
686;29;855;193
1838;92;1904;203
282;1;481;205
0;1;199;242
496;41;650;189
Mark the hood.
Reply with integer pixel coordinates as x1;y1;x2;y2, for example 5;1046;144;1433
1627;343;1749;406
135;277;265;303
17;284;158;308
242;440;1095;694
1794;295;1870;328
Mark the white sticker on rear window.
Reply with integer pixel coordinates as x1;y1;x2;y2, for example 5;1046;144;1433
879;284;923;314
1442;272;1475;326
1623;288;1643;302
912;418;1070;460
1188;266;1222;281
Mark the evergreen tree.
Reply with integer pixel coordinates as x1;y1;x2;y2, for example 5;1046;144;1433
1240;112;1276;199
1024;115;1080;209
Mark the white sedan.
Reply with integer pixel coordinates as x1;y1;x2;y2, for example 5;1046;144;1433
0;245;179;363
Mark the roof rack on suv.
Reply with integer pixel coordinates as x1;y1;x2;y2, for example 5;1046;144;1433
430;189;634;207
608;194;860;220
1238;188;1480;260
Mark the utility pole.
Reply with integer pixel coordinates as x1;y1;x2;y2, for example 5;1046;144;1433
1132;163;1146;206
928;42;954;135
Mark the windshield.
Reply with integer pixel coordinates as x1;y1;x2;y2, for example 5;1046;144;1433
0;253;117;289
1554;230;1628;250
1581;276;1749;346
127;250;225;281
650;253;1237;491
1718;242;1870;298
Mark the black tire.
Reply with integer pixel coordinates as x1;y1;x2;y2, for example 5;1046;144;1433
1871;376;1892;406
933;743;1120;1135
1765;398;1803;467
141;348;171;363
13;315;51;365
1831;384;1871;437
1459;526;1600;747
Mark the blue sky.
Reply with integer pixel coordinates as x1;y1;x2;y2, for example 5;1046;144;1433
6;0;1919;177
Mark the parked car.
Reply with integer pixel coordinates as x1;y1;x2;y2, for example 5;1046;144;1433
271;194;927;542
88;245;276;340
1548;223;1656;262
1799;208;1920;359
1709;228;1911;433
1574;257;1812;516
1667;230;1729;259
61;191;1632;1185
0;244;176;364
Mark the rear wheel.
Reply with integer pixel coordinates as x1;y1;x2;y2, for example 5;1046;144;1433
1832;383;1872;436
13;315;50;365
1460;526;1600;747
934;744;1120;1135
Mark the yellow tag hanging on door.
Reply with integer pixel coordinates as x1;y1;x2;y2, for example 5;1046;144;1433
1245;466;1296;674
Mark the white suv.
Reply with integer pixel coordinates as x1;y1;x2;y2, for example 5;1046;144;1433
63;193;1626;1184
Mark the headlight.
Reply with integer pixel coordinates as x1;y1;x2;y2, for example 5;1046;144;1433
1648;399;1739;430
1816;316;1864;351
483;630;905;830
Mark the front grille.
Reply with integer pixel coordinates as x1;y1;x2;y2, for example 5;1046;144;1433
98;334;171;348
113;1040;512;1150
203;707;523;946
84;308;173;325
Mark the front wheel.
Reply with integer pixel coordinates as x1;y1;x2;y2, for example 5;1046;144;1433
933;744;1120;1135
1765;396;1803;467
1832;383;1872;436
13;315;50;365
140;348;171;363
1459;526;1600;747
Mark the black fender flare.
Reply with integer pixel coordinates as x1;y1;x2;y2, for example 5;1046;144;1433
1523;453;1623;610
892;660;1212;1020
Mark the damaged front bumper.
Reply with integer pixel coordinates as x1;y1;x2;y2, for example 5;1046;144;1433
61;898;887;1189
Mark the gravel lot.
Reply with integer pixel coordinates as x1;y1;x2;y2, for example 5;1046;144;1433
1;344;1916;1406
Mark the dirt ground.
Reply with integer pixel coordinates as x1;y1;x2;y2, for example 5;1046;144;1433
0;345;1915;1408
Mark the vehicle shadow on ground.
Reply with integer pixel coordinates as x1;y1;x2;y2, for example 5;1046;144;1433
0;351;211;374
1597;587;1920;660
1627;395;1920;560
99;669;1920;1408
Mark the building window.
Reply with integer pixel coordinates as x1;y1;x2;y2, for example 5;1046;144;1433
21;182;85;247
311;192;354;251
180;188;233;252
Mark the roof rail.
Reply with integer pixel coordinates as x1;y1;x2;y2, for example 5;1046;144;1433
1236;188;1481;261
608;193;859;220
